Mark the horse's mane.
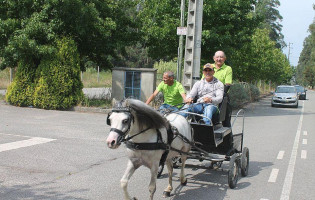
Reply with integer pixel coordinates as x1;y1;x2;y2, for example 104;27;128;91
114;99;169;130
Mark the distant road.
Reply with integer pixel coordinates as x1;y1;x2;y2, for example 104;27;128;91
0;89;5;95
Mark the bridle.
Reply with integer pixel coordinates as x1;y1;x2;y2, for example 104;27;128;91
106;106;170;149
107;107;135;145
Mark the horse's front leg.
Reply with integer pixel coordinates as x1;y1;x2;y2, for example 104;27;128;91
179;154;188;185
163;158;174;197
148;161;159;200
121;160;137;200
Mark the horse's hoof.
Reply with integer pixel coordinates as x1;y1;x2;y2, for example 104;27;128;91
163;191;171;198
181;179;187;186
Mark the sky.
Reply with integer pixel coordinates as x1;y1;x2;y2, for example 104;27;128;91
279;0;315;66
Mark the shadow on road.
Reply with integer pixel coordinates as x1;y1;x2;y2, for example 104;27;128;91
164;159;273;200
0;181;89;200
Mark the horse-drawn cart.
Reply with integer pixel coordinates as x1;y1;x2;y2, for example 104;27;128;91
158;97;249;189
106;98;249;199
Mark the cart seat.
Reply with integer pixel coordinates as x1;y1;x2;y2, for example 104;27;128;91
214;126;231;146
212;95;228;125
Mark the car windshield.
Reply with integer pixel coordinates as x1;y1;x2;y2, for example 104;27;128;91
295;86;304;92
276;87;296;93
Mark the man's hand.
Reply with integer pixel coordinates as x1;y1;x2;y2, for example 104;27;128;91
184;97;193;104
203;97;212;103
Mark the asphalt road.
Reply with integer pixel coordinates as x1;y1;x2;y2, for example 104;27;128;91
0;90;314;200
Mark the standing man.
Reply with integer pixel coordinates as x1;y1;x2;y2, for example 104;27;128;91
213;51;233;127
202;51;232;87
212;51;232;88
179;64;224;125
146;71;186;112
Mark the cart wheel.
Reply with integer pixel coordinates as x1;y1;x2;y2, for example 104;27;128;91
157;163;164;178
241;147;249;177
228;154;239;189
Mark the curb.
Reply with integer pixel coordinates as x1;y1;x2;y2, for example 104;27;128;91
70;106;111;114
0;100;111;114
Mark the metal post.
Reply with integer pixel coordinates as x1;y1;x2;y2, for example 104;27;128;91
97;66;100;83
9;67;13;83
177;0;185;82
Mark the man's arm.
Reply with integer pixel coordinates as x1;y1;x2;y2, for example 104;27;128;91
211;82;224;105
225;66;233;85
181;93;187;104
185;81;200;103
146;89;159;105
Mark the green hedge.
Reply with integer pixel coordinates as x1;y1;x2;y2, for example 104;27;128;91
6;61;36;106
229;83;260;109
33;38;83;109
6;37;83;109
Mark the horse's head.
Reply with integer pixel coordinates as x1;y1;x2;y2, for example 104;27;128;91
106;107;134;149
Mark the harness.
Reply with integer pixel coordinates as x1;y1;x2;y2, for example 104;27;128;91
107;107;174;151
107;106;194;166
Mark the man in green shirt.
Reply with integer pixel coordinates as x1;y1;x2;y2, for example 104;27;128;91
202;51;232;86
146;71;186;113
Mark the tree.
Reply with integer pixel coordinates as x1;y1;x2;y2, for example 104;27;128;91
303;65;315;89
137;0;181;60
0;0;138;71
233;28;292;84
255;0;285;49
296;7;315;87
201;0;260;62
137;0;260;63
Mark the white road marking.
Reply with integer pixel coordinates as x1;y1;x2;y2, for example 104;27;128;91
280;101;304;200
0;137;56;152
303;131;307;136
277;151;285;159
0;132;32;138
268;168;279;182
301;150;307;159
302;139;307;145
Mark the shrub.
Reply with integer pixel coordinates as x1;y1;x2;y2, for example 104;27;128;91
33;37;83;109
249;84;260;101
229;83;250;109
6;61;36;106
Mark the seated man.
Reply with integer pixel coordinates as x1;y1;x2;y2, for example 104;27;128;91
202;50;233;127
146;71;186;113
179;64;224;125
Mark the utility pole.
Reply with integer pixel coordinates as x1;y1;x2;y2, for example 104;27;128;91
177;0;185;82
182;0;203;93
288;42;293;63
10;67;13;83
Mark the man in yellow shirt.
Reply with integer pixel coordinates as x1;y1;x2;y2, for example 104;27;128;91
202;51;232;87
146;71;186;113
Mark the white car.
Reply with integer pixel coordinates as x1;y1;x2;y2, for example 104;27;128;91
271;85;298;108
